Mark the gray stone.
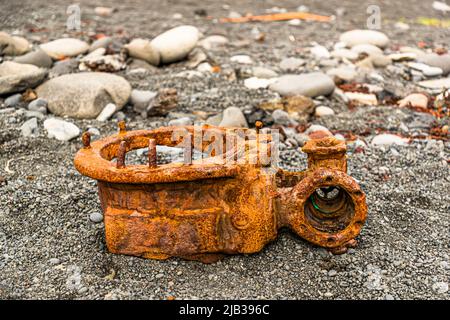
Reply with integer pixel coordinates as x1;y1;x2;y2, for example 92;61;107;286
14;49;53;68
371;54;392;68
371;133;408;147
0;32;30;56
20;117;38;137
198;35;229;50
151;25;199;64
5;93;22;107
327;66;357;81
418;78;450;89
168;117;193;126
219;107;248;128
87;127;101;136
230;55;253;64
130;89;158;113
408;62;443;77
331;48;359;60
128;58;158;71
272;109;294;126
0;108;15;114
124;38;160;66
0;61;47;95
40;38;89;59
43;118;80;141
114;111;126;121
305;124;331;136
328;270;338;277
269;73;335;97
310;45;330;59
28;98;48;114
351;44;383;56
24;110;45;120
432;281;448;294
418;53;450;75
186;48;207;68
96;103;116;121
252;66;278;79
49;59;79;78
279;57;305;71
89;37;113;52
293;133;309;146
49;258;60;265
244;77;276;89
36;72;131;119
206;113;223;126
340;29;389;48
315;106;335;117
89;212;103;223
197;62;212;73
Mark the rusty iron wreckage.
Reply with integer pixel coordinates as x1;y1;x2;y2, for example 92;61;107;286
74;121;367;263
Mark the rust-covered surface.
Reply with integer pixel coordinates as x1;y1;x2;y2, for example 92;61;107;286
74;124;367;262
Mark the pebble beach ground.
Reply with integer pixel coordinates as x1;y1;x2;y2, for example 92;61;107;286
0;0;449;299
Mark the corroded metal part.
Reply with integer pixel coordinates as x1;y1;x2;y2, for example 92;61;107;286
82;132;91;148
74;124;368;262
148;139;157;168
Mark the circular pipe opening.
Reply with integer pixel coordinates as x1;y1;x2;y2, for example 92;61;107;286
304;186;355;233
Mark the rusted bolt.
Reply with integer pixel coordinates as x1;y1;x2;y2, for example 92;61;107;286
81;132;91;148
118;120;126;134
183;133;192;165
255;121;263;134
116;141;127;169
148;138;157;168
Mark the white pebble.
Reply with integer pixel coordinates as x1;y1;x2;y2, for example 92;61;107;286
96;103;116;122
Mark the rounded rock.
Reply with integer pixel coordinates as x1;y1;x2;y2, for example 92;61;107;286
5;93;22;108
0;61;47;95
351;44;383;56
130;89;158;113
219;107;248;128
28;98;48;113
279;57;305;71
14;49;53;68
89;212;103;223
252;66;278;79
371;133;408;147
315;106;335;117
124;38;160;66
418;53;450;75
198;35;229;50
168;117;193;127
272;109;293;126
0;32;30;56
151;25;199;64
43;118;80;141
36;72;131;119
340;29;389;48
269;73;335;97
40;38;90;59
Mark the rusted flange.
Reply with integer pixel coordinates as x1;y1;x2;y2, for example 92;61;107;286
280;168;367;249
74;125;264;184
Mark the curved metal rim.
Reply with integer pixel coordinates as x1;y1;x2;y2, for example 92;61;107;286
74;125;266;184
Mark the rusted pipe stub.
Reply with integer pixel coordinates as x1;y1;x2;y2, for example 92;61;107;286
280;168;367;248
